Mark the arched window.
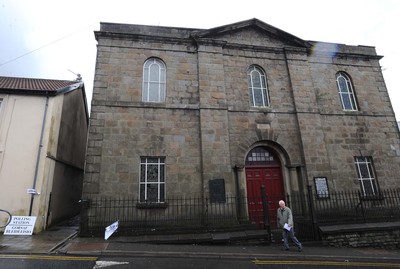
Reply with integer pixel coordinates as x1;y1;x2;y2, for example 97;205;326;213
248;65;270;107
245;147;279;166
142;58;166;102
336;72;358;111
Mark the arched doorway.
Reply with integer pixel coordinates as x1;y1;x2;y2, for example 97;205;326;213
245;146;285;228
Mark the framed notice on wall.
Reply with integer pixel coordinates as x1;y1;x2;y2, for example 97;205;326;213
209;179;226;203
314;177;329;199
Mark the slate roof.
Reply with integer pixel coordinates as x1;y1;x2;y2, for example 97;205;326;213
0;76;82;95
97;18;379;58
97;18;310;48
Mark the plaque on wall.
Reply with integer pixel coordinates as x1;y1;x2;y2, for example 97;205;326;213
314;177;329;198
209;179;226;203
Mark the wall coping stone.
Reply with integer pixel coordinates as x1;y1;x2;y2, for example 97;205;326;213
319;221;400;234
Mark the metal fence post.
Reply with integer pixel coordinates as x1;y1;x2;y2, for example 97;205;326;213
307;185;319;240
203;197;209;227
357;191;366;223
79;198;89;236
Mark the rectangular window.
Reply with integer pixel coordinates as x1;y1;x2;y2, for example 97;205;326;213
139;157;165;203
354;156;378;196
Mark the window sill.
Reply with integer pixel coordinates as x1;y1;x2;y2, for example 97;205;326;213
140;101;166;107
342;109;361;114
360;195;384;201
137;202;168;209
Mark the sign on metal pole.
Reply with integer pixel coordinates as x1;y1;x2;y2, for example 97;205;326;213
104;220;119;240
4;216;37;235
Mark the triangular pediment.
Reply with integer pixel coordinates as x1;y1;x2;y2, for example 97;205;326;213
191;18;310;48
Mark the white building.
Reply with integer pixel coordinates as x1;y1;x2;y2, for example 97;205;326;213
0;76;89;233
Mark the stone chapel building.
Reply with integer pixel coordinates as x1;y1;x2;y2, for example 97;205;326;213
82;19;400;231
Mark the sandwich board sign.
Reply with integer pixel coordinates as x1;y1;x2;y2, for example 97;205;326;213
4;216;37;235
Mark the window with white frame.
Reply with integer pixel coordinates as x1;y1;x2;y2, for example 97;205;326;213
354;156;378;196
336;72;358;111
140;157;165;203
248;65;270;107
142;58;166;102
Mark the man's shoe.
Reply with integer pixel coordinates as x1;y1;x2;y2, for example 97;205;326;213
298;247;303;252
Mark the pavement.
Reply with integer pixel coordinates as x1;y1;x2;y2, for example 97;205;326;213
1;221;400;264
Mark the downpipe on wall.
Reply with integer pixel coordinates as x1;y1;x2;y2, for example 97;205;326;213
29;96;49;216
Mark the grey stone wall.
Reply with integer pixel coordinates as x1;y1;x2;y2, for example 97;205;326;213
83;21;400;200
323;230;400;249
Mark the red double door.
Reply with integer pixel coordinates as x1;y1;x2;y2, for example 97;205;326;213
245;166;284;228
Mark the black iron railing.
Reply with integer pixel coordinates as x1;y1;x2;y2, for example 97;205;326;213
285;187;400;240
79;196;257;236
79;188;400;238
312;189;400;224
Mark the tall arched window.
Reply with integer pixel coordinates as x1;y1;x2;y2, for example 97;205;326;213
248;65;270;107
336;72;358;111
142;58;166;102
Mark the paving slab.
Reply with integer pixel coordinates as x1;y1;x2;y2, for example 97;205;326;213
2;224;400;264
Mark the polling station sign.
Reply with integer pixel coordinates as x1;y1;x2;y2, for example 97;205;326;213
4;216;36;235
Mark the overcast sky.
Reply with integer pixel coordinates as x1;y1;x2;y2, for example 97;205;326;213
1;0;399;120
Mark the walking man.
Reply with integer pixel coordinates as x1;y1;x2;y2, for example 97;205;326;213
277;200;302;251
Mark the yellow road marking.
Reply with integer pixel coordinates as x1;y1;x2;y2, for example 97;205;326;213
253;260;400;267
0;254;97;261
